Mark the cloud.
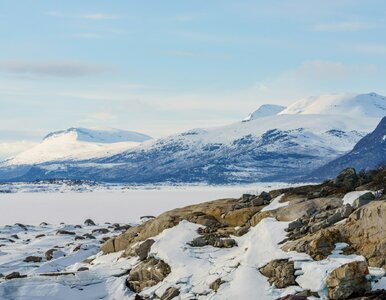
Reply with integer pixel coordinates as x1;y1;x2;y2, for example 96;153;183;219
351;43;386;55
295;60;377;79
46;11;120;21
0;60;115;77
311;21;372;32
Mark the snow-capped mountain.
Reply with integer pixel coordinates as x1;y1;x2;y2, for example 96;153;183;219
279;92;386;117
242;104;286;122
309;116;386;180
2;128;152;166
0;93;384;183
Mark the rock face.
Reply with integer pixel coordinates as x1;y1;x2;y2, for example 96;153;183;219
326;261;371;299
127;258;171;293
341;201;386;268
135;239;155;261
259;259;296;288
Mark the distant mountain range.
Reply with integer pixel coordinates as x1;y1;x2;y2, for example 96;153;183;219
0;92;385;183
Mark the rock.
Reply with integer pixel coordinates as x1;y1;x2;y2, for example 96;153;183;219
84;219;96;226
241;194;255;202
160;287;180;300
75;236;85;240
326;212;343;225
23;256;42;263
251;197;264;206
5;272;27;279
340;201;386;268
135;239;155;261
214;238;237;248
83;233;96;239
276;296;307;300
282;228;343;260
259;191;272;202
45;248;65;261
127;258;171;293
74;225;82;229
353;192;376;209
209;278;224;292
77;267;89;272
234;226;249;236
15;223;28;231
10;234;19;239
189;237;207;247
92;228;109;235
56;230;75;235
349;290;386;300
326;261;371;299
40;222;48;226
334;168;359;191
338;204;354;218
259;259;296;288
287;220;303;230
35;234;46;238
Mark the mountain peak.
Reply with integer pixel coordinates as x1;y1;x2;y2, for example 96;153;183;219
279;92;386;117
43;127;152;144
242;104;286;122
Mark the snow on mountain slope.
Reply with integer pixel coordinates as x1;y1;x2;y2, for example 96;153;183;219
1;93;385;183
3;128;152;165
242;104;286;122
280;92;386;117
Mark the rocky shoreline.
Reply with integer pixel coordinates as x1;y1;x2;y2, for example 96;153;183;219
0;167;385;299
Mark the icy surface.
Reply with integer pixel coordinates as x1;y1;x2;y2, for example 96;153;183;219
0;184;290;225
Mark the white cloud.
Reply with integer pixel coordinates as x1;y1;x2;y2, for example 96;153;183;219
46;11;120;21
0;60;115;77
312;21;372;32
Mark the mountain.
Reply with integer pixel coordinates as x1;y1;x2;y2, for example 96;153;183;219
279;92;386;117
242;104;286;122
309;116;386;180
0;93;384;183
2;127;152;166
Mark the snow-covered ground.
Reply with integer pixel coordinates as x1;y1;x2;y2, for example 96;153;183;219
0;184;289;225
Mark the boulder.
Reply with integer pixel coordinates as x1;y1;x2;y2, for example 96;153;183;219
45;248;65;261
84;219;96;226
334;168;358;191
127;258;171;293
56;230;75;235
23;256;42;263
135;239;155;261
160;287;180;300
326;261;371;299
5;272;27;279
353;192;375;209
92;228;109;235
259;259;296;288
209;278;224;292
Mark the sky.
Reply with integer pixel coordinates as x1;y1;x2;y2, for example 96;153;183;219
1;0;386;158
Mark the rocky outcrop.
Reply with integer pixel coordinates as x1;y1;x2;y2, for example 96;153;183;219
326;261;371;299
259;259;297;288
340;201;386;268
127;258;171;293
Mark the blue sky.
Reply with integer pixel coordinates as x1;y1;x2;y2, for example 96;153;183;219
1;0;386;157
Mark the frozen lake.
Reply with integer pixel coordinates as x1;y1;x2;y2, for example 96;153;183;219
0;184;288;225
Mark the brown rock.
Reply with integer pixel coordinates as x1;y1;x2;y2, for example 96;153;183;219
127;258;171;293
259;259;296;288
209;278;224;292
23;256;42;263
135;239;155;261
326;261;371;299
160;287;180;300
